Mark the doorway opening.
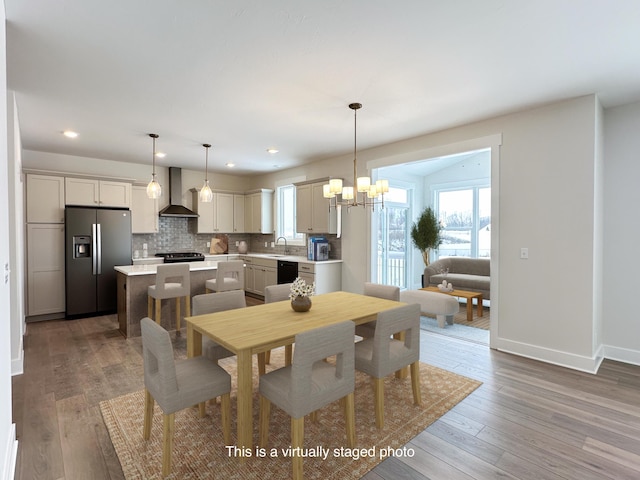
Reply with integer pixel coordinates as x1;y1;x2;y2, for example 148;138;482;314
370;147;492;345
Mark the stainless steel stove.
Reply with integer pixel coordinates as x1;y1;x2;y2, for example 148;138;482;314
155;252;205;263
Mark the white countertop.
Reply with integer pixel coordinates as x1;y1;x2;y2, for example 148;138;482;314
115;261;222;276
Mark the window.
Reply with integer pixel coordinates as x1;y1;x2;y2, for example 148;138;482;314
435;185;490;258
276;184;305;245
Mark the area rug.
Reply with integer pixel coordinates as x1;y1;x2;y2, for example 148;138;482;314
420;316;490;345
100;348;481;480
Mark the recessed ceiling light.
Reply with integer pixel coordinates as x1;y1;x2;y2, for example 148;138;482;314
226;162;235;168
267;148;279;154
155;152;166;158
63;130;78;138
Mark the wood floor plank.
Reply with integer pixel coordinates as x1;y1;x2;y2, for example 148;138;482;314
57;394;111;480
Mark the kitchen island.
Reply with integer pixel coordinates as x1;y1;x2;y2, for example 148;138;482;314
115;261;221;338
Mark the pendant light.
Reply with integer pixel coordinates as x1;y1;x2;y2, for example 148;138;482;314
146;133;162;199
199;143;214;203
323;102;389;210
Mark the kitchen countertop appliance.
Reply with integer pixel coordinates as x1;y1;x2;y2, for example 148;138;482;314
65;206;132;318
155;252;205;263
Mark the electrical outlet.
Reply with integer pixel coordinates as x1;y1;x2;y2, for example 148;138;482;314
271;242;275;248
520;247;529;259
206;241;211;247
235;241;239;246
264;242;268;247
143;243;147;249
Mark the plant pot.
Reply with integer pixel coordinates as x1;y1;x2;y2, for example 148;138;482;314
291;296;312;312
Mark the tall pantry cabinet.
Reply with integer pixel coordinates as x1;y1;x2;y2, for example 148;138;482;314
25;174;66;317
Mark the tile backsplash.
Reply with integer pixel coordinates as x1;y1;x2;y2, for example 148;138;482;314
132;217;341;259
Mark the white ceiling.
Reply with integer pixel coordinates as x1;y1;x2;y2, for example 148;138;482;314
7;1;640;175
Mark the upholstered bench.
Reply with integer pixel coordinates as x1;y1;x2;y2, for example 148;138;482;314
400;290;459;328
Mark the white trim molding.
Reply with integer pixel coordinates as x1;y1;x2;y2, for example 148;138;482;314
1;424;17;480
603;345;640;367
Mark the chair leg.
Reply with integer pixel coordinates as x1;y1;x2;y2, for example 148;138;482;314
155;298;162;325
205;287;211;294
198;401;206;417
373;377;385;429
291;416;304;480
162;412;175;477
175;297;181;333
143;389;154;440
265;350;271;364
258;395;271;448
147;296;153;319
410;361;422;405
285;345;293;366
258;352;266;375
309;410;319;423
221;392;231;445
344;392;356;448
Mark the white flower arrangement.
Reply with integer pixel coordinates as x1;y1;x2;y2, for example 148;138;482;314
289;277;315;300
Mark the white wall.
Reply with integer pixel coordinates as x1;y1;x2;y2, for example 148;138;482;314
603;100;640;366
256;95;604;372
1;2;19;477
8;93;24;376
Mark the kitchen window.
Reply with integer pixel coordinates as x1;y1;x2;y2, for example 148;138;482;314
276;183;305;245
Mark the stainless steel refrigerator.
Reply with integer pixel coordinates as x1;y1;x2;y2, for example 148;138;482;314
65;207;132;318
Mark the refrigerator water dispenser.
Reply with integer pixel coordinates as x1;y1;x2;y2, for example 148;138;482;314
73;235;91;258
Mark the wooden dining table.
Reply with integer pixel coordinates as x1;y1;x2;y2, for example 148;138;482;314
185;290;405;455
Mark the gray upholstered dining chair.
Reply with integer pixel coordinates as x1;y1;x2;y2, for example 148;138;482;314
258;321;356;480
355;282;401;339
192;290;246;363
355;303;422;429
205;260;244;293
147;263;191;333
264;283;293;366
141;317;231;477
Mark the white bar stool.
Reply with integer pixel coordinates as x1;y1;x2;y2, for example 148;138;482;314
147;263;191;333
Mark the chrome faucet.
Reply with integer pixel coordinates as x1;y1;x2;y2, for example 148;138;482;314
275;236;289;255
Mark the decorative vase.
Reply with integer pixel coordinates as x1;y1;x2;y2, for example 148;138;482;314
237;240;248;254
291;296;312;312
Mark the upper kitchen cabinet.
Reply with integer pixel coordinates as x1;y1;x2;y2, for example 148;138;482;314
192;190;239;234
131;185;158;233
26;174;65;223
233;194;245;233
65;177;131;208
245;189;274;234
295;179;337;234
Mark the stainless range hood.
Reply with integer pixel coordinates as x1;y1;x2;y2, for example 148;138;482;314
158;167;199;218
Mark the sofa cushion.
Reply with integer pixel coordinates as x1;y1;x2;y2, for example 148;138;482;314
430;273;490;292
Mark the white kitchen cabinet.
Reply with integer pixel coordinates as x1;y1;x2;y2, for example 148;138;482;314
27;223;65;316
131;185;158;233
298;261;342;294
65;177;131;208
233;194;245;233
192;190;240;233
295;180;337;234
243;256;276;296
26;174;65;223
244;189;274;234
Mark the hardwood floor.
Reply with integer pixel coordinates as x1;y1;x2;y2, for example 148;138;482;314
12;310;640;479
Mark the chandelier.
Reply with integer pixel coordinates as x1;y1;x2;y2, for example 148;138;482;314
323;103;388;210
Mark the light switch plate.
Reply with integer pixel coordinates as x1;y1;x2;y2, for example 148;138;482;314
520;247;529;259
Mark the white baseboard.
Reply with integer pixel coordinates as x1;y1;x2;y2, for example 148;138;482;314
603;344;640;367
494;337;604;374
11;339;23;376
1;424;17;480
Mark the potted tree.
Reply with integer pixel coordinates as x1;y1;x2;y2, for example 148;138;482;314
410;206;442;266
